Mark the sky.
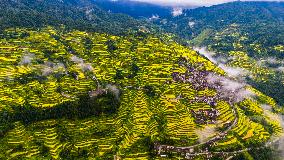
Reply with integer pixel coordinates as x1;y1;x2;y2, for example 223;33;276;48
131;0;283;7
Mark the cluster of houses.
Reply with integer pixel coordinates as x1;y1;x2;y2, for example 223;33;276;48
191;109;220;124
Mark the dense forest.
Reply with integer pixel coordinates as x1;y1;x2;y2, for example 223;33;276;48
0;0;151;35
94;0;172;18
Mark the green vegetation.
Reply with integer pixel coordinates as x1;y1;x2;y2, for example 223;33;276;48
0;0;152;35
0;1;282;159
154;1;284;106
0;26;282;159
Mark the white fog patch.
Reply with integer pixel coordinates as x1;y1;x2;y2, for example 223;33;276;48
277;137;284;160
206;73;256;103
193;47;217;63
106;84;120;100
219;76;245;91
258;57;284;67
19;52;35;65
172;7;183;17
149;14;160;21
79;63;93;72
53;63;66;74
262;109;284;158
261;104;273;111
218;64;249;78
235;89;256;103
277;66;284;72
160;19;167;24
256;60;264;66
71;55;93;72
85;8;93;15
42;66;53;76
41;62;66;76
188;21;195;28
216;56;231;64
71;55;84;64
266;57;278;64
264;110;284;128
194;47;249;78
85;8;95;20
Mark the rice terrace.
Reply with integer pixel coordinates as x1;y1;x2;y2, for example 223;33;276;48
0;0;284;159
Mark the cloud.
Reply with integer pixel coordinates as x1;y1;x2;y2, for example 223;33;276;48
149;14;160;21
206;73;256;103
79;63;93;72
218;64;249;78
41;62;66;76
131;0;284;7
172;7;183;16
71;55;84;64
260;104;284;159
106;84;120;100
234;88;255;103
258;57;283;67
219;77;245;91
41;66;53;76
194;47;217;63
71;55;93;72
188;21;195;28
260;104;272;111
19;52;34;65
277;66;284;72
266;57;279;64
194;47;249;78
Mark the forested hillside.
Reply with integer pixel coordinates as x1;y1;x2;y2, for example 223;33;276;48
151;1;284;106
94;0;172;18
0;0;148;35
155;1;284;41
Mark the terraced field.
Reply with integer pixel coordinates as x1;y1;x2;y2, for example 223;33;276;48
0;27;282;159
196;23;284;107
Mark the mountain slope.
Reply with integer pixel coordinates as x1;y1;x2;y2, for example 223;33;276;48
155;1;284;40
0;0;145;35
94;0;172;18
151;1;284;106
0;26;282;159
0;1;283;159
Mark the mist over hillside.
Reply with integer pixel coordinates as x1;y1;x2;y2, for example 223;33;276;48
93;0;284;106
148;1;284;106
94;0;173;18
